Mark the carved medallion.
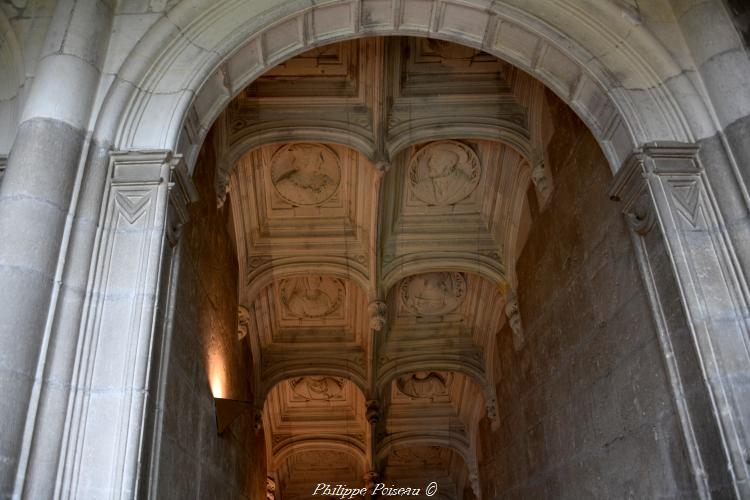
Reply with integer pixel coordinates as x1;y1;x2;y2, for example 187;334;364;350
390;446;445;466
396;371;453;399
279;276;344;319
294;450;349;469
408;141;480;205
289;376;346;401
270;143;341;206
400;272;467;315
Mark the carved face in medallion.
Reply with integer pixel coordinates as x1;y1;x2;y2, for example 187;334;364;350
408;141;480;205
279;276;344;319
289;376;346;401
400;272;467;316
270;143;341;205
390;446;445;466
396;371;452;400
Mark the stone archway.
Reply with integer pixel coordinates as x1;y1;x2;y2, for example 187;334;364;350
5;2;750;499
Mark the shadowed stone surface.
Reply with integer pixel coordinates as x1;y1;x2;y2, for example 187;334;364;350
477;93;698;500
153;133;264;499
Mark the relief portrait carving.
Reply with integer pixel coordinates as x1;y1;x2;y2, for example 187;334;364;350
279;276;344;319
289;376;346;401
270;143;341;206
400;272;467;316
408;141;481;205
396;371;452;400
295;450;349;469
390;446;444;466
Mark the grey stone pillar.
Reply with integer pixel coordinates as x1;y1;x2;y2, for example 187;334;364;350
0;0;113;495
55;150;195;498
610;142;750;498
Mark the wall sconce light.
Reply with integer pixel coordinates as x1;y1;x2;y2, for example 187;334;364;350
213;397;254;434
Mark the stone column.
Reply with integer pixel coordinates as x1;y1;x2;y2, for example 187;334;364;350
610;142;750;498
0;0;112;495
55;150;195;498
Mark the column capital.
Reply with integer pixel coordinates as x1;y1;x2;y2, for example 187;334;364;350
108;150;198;246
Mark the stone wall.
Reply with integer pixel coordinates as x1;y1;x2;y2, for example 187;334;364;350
151;133;265;499
477;93;698;499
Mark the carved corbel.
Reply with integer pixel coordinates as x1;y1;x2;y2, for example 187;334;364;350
237;305;251;340
504;289;524;351
215;159;232;208
530;159;554;210
253;406;264;433
608;153;656;236
486;396;498;422
469;470;482;499
266;476;276;500
368;300;387;331
364;470;379;490
166;157;199;246
366;399;381;425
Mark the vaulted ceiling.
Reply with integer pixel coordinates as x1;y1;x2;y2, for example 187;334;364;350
221;36;554;500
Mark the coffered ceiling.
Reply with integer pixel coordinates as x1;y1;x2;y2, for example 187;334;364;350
222;36;553;500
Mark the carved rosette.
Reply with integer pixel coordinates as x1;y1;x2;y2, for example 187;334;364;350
270;143;341;206
278;276;344;319
400;272;467;316
408;141;481;205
